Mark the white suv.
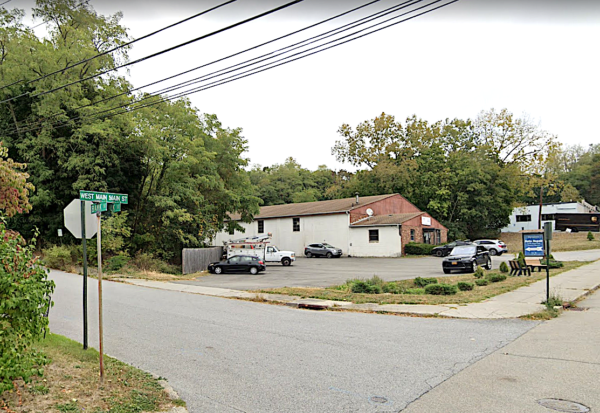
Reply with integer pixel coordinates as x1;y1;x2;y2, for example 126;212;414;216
473;239;508;256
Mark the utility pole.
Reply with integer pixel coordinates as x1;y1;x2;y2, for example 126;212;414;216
538;185;544;230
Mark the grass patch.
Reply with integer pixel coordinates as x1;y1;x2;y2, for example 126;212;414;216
521;307;560;320
0;334;184;413
500;232;600;252
253;261;588;305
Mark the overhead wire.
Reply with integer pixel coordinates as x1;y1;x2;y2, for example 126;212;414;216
0;0;237;92
5;0;387;134
8;0;458;137
0;0;303;105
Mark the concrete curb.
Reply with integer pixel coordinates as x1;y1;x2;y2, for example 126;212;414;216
149;374;189;413
117;260;600;319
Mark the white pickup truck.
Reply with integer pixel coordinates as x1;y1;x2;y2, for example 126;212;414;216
225;240;295;266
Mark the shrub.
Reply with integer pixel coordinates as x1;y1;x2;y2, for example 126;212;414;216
1;222;55;392
424;283;458;295
414;277;438;288
457;281;474;291
499;261;509;273
487;274;507;283
105;254;130;273
475;279;489;286
516;251;526;267
382;282;403;294
473;267;485;279
404;243;436;255
350;280;381;294
42;245;74;271
404;288;426;295
588;231;595;241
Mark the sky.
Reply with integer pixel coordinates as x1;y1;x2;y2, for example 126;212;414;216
14;0;600;171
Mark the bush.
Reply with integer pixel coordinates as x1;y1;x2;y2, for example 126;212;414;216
457;281;474;291
499;261;509;273
42;245;74;271
404;243;436;255
350;280;381;294
588;231;595;241
105;254;130;273
404;288;426;295
475;279;489;286
1;222;55;392
473;267;485;279
382;282;403;294
414;277;438;288
424;283;458;295
487;274;507;283
516;251;526;268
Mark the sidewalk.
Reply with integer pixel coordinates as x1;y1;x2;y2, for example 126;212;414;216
121;259;600;319
401;289;600;412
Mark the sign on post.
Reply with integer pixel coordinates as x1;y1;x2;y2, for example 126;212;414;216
522;233;545;257
80;191;128;204
64;200;98;239
91;202;108;214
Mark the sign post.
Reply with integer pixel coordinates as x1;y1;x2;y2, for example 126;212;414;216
544;222;553;304
78;190;128;382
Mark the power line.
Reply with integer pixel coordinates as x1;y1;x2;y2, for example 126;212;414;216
10;0;458;137
7;0;386;134
0;0;237;92
0;0;303;105
0;0;12;7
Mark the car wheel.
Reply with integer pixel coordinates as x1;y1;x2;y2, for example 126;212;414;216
489;249;498;256
214;267;222;275
435;250;443;257
484;258;492;270
282;257;291;266
326;252;333;258
443;269;451;274
306;252;312;258
250;267;258;275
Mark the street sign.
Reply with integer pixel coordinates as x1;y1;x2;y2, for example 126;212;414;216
523;233;545;257
91;202;108;214
64;200;98;239
109;203;121;212
80;191;128;204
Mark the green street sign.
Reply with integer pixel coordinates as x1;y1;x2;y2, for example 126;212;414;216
109;203;121;212
91;202;107;214
80;190;128;204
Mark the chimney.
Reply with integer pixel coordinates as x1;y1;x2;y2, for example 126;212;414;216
355;192;359;204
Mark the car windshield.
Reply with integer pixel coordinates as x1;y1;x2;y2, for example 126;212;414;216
450;245;476;256
322;243;335;248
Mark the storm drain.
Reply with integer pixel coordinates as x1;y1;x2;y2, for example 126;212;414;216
567;307;589;311
369;396;388;404
537;398;590;412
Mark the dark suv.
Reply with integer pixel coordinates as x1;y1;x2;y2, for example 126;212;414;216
431;240;473;257
304;243;342;258
442;245;491;274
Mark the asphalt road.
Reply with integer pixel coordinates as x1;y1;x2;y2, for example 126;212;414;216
176;250;600;291
49;269;538;413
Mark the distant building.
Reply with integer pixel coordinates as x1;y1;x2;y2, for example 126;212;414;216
502;200;598;233
213;194;448;257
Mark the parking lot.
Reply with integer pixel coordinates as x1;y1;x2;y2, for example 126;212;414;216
177;254;518;291
174;249;600;291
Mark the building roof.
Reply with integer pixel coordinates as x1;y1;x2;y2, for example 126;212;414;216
228;194;396;220
350;213;424;227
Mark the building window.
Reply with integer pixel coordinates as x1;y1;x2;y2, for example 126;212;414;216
293;218;300;232
369;229;379;242
541;214;555;221
410;229;415;242
257;220;264;233
516;215;532;222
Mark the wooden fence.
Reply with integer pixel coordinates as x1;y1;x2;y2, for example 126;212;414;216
182;247;223;274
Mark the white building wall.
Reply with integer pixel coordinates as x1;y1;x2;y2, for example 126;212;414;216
348;226;402;257
502;203;583;232
213;213;351;256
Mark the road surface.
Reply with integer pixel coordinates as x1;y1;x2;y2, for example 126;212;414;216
49;269;538;412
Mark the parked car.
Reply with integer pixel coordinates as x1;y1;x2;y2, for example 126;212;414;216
304;243;343;258
473;239;508;256
207;255;266;275
431;240;473;257
442;245;491;274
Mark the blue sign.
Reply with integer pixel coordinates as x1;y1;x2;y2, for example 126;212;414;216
523;233;545;257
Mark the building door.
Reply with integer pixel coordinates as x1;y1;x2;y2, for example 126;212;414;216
423;231;432;244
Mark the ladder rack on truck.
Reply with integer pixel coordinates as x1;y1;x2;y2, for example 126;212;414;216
222;233;296;266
